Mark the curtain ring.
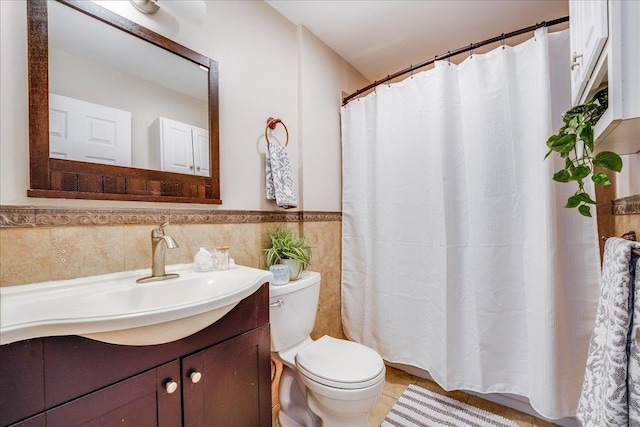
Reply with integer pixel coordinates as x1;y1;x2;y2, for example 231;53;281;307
387;75;391;88
469;43;474;59
501;33;505;49
265;117;289;147
410;65;413;79
447;51;451;66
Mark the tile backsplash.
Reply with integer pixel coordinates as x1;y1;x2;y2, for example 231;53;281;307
0;206;344;339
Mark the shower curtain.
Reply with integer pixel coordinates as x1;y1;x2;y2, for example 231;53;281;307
341;28;601;420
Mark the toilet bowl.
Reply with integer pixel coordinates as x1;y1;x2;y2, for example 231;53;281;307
270;272;385;427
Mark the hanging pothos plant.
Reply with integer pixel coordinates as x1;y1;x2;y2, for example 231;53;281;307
545;88;623;217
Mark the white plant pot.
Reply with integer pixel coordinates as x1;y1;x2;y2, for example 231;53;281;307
282;258;304;280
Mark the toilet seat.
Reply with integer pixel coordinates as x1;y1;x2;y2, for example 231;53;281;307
295;336;385;390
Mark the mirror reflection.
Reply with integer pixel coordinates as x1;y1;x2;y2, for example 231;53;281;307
48;1;209;176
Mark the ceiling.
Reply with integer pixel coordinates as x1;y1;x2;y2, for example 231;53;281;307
265;0;569;84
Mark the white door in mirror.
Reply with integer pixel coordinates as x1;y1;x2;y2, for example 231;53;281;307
49;93;132;166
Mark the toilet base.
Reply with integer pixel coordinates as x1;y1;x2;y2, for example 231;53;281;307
276;362;382;427
278;410;313;427
306;396;372;427
302;376;383;427
277;365;321;427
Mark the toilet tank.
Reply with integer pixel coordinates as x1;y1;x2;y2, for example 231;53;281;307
269;271;321;352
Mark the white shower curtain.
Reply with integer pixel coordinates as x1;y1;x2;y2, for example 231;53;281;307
341;28;601;420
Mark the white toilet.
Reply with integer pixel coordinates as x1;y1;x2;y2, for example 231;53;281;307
269;271;385;427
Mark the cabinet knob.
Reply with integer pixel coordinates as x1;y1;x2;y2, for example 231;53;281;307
190;371;202;384
165;380;178;394
189;165;194;170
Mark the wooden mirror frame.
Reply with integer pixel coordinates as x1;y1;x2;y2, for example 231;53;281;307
27;0;221;204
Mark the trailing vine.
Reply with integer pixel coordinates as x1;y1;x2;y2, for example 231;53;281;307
545;88;623;217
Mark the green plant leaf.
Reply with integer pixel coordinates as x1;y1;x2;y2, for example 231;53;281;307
579;124;594;152
568;116;579;130
564;157;572;169
593;151;623;172
591;172;611;186
578;204;592;217
553;169;571;183
575;192;596;204
547;134;576;153
570;164;591;181
543;148;553;160
565;196;581;208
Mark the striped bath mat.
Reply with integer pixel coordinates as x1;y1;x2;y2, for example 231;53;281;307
381;385;518;427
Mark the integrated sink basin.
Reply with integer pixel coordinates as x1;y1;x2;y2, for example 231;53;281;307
0;264;272;346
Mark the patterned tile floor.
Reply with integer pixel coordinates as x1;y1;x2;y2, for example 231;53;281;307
369;366;560;427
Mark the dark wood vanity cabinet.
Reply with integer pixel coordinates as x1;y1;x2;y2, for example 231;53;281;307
0;284;271;427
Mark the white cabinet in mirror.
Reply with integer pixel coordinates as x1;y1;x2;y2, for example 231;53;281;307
154;117;210;177
48;0;209;175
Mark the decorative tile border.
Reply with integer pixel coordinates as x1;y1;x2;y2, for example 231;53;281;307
0;206;341;228
612;195;640;215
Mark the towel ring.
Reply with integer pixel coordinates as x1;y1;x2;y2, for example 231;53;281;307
265;117;289;147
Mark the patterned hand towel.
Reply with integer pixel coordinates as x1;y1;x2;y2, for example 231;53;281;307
266;143;297;209
577;237;640;427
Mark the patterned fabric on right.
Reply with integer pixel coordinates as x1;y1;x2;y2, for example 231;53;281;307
577;237;640;427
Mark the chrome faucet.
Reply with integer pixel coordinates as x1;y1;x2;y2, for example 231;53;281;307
137;222;180;283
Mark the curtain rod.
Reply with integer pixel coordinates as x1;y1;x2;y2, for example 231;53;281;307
342;15;569;106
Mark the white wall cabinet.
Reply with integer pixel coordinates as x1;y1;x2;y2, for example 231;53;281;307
570;0;640;155
154;117;210;176
569;0;608;106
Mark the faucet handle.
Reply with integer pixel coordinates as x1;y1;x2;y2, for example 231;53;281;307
152;222;170;237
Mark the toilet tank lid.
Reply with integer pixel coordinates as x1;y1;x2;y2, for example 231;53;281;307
269;271;321;298
295;335;384;386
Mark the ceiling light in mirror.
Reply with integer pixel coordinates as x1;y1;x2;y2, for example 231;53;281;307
130;0;207;25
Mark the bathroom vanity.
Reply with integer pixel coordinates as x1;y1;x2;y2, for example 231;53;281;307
0;284;271;427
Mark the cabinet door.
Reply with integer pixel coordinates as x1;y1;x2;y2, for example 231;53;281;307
159;117;196;175
569;0;608;104
0;340;44;427
182;325;271;427
45;361;181;427
192;127;210;177
8;414;45;427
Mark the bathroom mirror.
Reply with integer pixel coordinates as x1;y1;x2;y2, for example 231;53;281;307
28;0;221;203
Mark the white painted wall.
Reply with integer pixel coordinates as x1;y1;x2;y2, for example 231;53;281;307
617;152;640;198
298;27;368;212
0;0;367;211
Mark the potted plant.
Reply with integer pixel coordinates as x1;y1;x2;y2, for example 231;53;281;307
545;88;623;217
264;228;312;280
